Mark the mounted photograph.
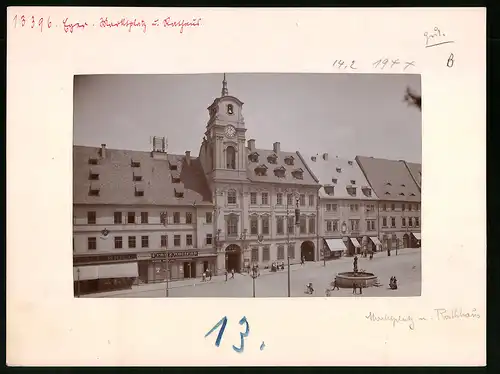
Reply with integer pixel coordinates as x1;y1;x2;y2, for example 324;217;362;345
72;73;422;298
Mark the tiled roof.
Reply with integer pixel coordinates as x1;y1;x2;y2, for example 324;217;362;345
404;162;422;189
246;147;319;186
355;156;421;202
303;154;379;200
73;146;212;205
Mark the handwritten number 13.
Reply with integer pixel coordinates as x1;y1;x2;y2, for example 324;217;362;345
205;316;250;353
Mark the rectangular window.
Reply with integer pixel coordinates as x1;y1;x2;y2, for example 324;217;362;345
288;217;294;234
114;212;122;224
250;192;257;205
383;204;387;211
227;191;237;205
332;204;338;212
415;217;420;227
276;193;283;205
261;192;269;205
350;219;359;231
288;244;295;259
87;237;96;250
206;234;213;245
251;247;259;262
174;235;181;247
87;211;96;224
391;204;396;211
161;235;168;247
382;217;387;227
186;234;193;246
308;195;314;206
262;217;269;235
227;216;238;236
276;216;284;235
141;212;148;224
127;212;135;224
173;212;180;224
128;236;136;248
277;245;285;260
300;216;306;234
250;217;258;235
114;236;123;249
263;246;270;261
300;194;306;206
402;204;406;211
308;217;315;234
409;218;413;227
326;221;332;232
186;212;193;224
141;236;149;248
402;217;406;227
391;217;396;227
206;212;212;224
287;194;293;206
326;204;331;211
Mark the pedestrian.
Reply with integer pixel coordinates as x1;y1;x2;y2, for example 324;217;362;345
352;282;357;294
359;283;363;294
208;269;212;281
225;269;228;282
231;269;235;279
202;272;206;282
332;279;339;290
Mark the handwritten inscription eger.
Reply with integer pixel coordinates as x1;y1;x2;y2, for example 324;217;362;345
365;308;480;330
12;14;202;34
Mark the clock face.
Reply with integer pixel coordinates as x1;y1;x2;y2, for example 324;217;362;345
225;125;236;138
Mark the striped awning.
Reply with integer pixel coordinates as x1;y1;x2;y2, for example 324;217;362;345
350;238;361;248
412;232;421;240
370;237;382;246
324;238;346;252
74;262;138;281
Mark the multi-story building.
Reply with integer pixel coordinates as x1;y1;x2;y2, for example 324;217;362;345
304;153;381;258
72;140;214;294
356;156;421;252
198;75;321;274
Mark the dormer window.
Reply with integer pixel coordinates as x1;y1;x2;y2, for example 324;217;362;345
172;177;181;183
248;152;259;163
254;164;268;177
410;193;416;196
267;154;278;164
324;186;335;196
88;158;98;165
131;160;141;168
401;184;406;187
348;161;353;165
363;188;372;197
89;171;99;180
386;182;392;186
332;178;338;184
385;191;391;195
169;164;178;171
89;185;100;196
346;187;357;196
350;179;356;185
336;167;342;173
311;156;317;162
227;104;234;115
284;156;295;166
399;192;405;196
274;166;286;179
133;173;142;182
135;185;144;197
292;168;303;180
174;187;184;198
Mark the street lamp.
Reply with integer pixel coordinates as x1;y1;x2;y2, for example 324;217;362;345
76;268;81;298
250;265;259;297
287;256;291;297
341;222;347;256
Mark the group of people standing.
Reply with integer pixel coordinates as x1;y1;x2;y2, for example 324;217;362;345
201;269;213;282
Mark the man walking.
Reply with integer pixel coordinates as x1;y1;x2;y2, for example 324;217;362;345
225;269;228;282
352;282;357;294
332;279;340;291
231;269;235;279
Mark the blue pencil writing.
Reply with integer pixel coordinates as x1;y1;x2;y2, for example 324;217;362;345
232;316;250;353
205;316;228;347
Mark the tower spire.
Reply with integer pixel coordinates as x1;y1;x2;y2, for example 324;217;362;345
221;73;228;97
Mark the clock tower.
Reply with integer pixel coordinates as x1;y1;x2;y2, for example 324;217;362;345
204;74;248;182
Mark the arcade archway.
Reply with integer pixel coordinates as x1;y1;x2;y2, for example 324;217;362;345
225;244;242;273
301;241;315;262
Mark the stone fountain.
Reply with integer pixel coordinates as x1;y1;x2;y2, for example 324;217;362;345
335;255;378;288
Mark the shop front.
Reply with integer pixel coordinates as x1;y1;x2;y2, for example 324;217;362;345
73;253;139;296
138;250;217;283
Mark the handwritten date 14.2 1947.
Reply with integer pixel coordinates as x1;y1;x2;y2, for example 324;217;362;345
333;59;416;72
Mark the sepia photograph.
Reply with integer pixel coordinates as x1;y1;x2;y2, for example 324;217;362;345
73;73;422;298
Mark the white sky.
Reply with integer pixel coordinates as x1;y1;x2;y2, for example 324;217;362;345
74;73;422;163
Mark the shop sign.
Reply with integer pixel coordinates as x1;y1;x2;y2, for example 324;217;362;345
151;251;199;259
74;253;137;265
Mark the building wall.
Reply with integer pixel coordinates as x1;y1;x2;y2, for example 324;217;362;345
378;200;421;249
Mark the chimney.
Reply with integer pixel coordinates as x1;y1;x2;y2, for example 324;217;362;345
322;153;328;160
185;151;191;166
248;139;256;151
273;142;280;154
100;144;106;159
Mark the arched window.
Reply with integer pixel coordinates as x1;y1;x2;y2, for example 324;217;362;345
226;146;236;169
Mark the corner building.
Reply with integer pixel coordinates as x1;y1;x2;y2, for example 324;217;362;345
198;75;321;274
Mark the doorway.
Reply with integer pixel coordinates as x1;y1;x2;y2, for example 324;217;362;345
300;241;315;261
203;261;209;272
403;234;410;248
225;244;242;272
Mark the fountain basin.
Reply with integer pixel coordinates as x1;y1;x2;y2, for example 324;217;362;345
335;272;378;288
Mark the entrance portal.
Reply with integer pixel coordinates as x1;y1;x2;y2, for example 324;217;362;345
225;244;242;272
301;241;315;262
403;234;410;248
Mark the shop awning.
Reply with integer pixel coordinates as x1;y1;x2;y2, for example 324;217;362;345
324;238;346;252
74;262;138;281
370;237;382;246
412;232;421;240
350;238;361;248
